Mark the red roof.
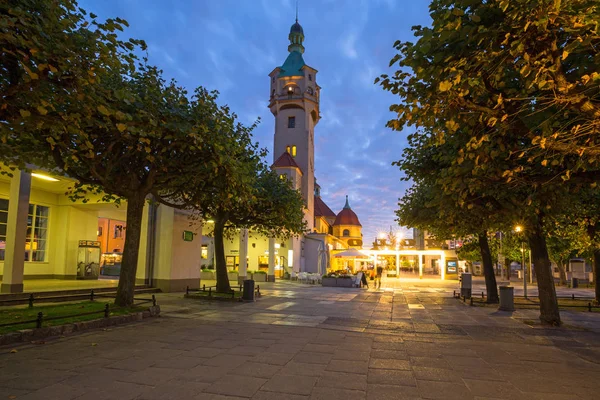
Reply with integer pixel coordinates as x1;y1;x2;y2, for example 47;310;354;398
272;151;301;171
333;196;361;226
334;208;362;226
314;196;336;218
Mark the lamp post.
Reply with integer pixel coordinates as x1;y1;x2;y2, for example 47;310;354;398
515;225;527;299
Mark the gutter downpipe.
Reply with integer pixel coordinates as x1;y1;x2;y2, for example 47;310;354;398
145;197;158;287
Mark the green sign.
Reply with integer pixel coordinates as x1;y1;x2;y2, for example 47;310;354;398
183;231;194;242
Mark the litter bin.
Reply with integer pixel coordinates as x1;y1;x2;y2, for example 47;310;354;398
499;286;515;311
242;279;255;301
460;272;472;298
572;278;579;288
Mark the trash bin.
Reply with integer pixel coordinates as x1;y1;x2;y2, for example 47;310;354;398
572;278;579;288
242;279;255;301
499;286;515;311
460;273;472;298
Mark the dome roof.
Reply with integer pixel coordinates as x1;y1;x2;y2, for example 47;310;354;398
290;21;304;35
333;196;362;227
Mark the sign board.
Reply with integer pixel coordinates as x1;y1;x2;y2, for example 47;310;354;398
446;259;458;274
182;231;194;242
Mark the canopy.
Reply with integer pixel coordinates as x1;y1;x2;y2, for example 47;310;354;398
333;248;369;258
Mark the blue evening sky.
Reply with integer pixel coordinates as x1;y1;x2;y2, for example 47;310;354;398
79;0;432;245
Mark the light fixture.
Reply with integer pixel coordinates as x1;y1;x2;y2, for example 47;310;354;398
206;219;214;224
514;225;523;233
31;173;59;182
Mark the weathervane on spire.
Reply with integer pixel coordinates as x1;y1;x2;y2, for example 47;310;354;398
295;0;299;22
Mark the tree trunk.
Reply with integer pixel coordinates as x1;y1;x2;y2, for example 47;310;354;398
556;260;567;286
213;215;231;293
528;219;561;326
594;249;600;303
115;194;146;307
478;231;499;303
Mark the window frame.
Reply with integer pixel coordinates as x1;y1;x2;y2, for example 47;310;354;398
288;116;296;128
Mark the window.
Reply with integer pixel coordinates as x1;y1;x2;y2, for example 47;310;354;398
309;74;312;81
343;229;350;237
288;116;295;128
201;245;208;259
272;77;275;83
0;199;8;261
307;87;313;95
26;204;49;261
279;174;287;180
291;145;297;157
0;201;49;262
286;145;291;153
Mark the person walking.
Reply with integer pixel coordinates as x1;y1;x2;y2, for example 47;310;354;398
375;265;383;289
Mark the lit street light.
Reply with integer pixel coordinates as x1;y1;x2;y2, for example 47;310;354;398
514;225;527;299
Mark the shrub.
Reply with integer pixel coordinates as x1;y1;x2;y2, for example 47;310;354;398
252;270;267;275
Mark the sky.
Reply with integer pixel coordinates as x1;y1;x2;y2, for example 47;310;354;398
79;0;433;244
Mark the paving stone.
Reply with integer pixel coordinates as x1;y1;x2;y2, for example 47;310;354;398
367;369;417;386
203;355;252;368
252;391;309;400
15;383;85;400
371;349;409;360
309;387;366;400
235;362;282;379
204;375;267;397
369;358;411;370
332;349;371;361
152;355;203;369
463;379;523;399
118;367;180;386
412;367;460;382
292;351;333;365
137;380;209;399
261;374;317;395
366;384;422;400
179;365;234;383
417;380;473;400
326;359;369;374
252;352;296;366
317;371;367;391
277;361;328;377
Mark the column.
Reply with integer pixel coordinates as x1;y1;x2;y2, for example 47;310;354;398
238;229;248;284
268;238;275;282
2;171;31;293
395;252;400;278
440;252;446;280
418;254;423;279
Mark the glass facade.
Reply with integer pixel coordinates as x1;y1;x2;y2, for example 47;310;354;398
0;199;49;262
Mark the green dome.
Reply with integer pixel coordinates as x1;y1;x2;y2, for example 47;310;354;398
279;51;305;77
290;21;304;35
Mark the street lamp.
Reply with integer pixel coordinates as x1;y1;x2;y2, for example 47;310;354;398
514;225;527;299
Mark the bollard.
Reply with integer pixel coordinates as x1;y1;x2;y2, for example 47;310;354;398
463;296;466;303
152;294;156;306
208;287;212;297
203;284;206;292
470;297;474;306
453;290;456;298
231;290;235;299
186;286;189;295
104;303;110;318
28;294;34;308
90;289;95;301
572;294;575;300
36;312;43;329
482;292;484;299
589;303;592;312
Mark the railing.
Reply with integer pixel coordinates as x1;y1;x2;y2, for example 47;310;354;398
0;304;110;330
454;291;600;311
0;289;157;308
185;284;261;299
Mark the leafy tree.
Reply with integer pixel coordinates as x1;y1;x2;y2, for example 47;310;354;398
180;110;307;293
376;0;600;325
0;0;143;166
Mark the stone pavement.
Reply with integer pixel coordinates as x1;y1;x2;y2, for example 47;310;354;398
1;279;600;399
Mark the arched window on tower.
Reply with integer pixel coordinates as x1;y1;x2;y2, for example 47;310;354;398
309;74;312;81
286;145;291;153
343;229;350;237
307;87;313;95
291;145;297;157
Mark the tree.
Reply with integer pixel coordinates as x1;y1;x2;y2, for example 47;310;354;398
1;0;143;166
189;155;306;293
376;0;600;325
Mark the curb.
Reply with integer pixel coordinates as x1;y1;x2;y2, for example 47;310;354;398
0;305;160;347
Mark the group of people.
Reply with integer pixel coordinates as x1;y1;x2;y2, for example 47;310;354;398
358;264;384;290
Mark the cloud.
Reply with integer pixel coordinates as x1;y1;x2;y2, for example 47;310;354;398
340;32;358;59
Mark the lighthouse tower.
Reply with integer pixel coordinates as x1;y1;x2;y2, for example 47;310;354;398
269;16;320;231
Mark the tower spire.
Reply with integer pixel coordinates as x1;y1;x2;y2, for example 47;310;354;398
296;0;299;22
344;195;351;209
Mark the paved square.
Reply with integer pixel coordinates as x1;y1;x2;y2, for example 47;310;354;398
1;279;599;399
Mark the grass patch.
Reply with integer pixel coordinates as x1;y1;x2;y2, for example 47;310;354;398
0;301;145;334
